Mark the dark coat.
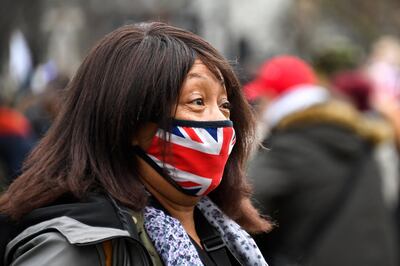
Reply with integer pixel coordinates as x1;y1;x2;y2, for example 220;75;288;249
1;193;240;266
248;101;399;266
0;193;153;266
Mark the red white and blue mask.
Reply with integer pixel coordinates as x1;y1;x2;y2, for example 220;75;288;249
134;119;236;197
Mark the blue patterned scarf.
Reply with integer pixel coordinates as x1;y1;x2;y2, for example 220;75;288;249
143;197;268;266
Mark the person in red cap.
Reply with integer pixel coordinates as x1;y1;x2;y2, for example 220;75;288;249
0;102;34;188
246;55;398;266
245;55;317;100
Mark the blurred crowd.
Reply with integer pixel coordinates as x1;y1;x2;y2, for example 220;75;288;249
0;69;68;190
245;36;400;265
1;19;400;266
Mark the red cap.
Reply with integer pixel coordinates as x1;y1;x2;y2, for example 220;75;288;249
244;55;317;100
243;79;266;101
0;107;31;138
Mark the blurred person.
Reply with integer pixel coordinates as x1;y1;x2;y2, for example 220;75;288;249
363;38;400;241
0;97;34;189
0;22;270;266
365;36;400;101
332;70;400;210
373;94;400;146
365;36;400;149
246;55;398;266
331;70;372;112
20;75;69;139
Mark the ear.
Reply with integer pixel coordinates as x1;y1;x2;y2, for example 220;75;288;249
131;122;159;149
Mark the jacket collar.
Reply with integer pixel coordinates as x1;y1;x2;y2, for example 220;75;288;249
1;193;140;262
265;85;330;127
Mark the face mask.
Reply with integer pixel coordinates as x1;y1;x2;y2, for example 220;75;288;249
134;119;236;197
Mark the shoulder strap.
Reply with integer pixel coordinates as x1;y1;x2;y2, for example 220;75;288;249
195;209;233;265
107;195;155;265
102;241;113;266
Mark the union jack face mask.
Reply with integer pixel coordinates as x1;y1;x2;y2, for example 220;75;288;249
134;119;236;197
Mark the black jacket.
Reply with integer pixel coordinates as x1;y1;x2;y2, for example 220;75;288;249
1;193;241;266
0;193;152;266
248;102;399;266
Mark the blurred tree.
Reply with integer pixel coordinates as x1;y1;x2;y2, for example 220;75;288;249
318;0;400;45
291;0;400;56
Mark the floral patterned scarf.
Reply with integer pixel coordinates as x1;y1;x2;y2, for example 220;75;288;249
143;197;268;266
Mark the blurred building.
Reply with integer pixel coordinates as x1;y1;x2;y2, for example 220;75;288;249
1;0;400;92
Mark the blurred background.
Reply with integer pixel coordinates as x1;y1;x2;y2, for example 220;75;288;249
1;1;400;265
2;0;400;93
1;0;400;209
1;0;400;213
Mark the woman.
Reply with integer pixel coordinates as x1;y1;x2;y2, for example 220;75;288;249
0;22;270;266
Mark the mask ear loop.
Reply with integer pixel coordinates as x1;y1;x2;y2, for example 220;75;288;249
131;145;199;197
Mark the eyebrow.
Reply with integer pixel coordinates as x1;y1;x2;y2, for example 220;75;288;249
187;72;206;80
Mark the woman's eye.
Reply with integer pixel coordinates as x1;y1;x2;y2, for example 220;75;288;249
220;101;232;110
191;98;204;106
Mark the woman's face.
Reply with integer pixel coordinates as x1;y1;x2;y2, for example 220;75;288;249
174;59;231;121
133;60;231;148
133;60;232;203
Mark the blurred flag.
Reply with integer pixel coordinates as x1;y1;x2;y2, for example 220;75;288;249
9;30;32;89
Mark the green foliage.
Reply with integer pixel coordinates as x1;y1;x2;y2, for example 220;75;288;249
312;44;363;76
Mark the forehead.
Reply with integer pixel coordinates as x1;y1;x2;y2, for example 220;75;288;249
186;60;225;86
